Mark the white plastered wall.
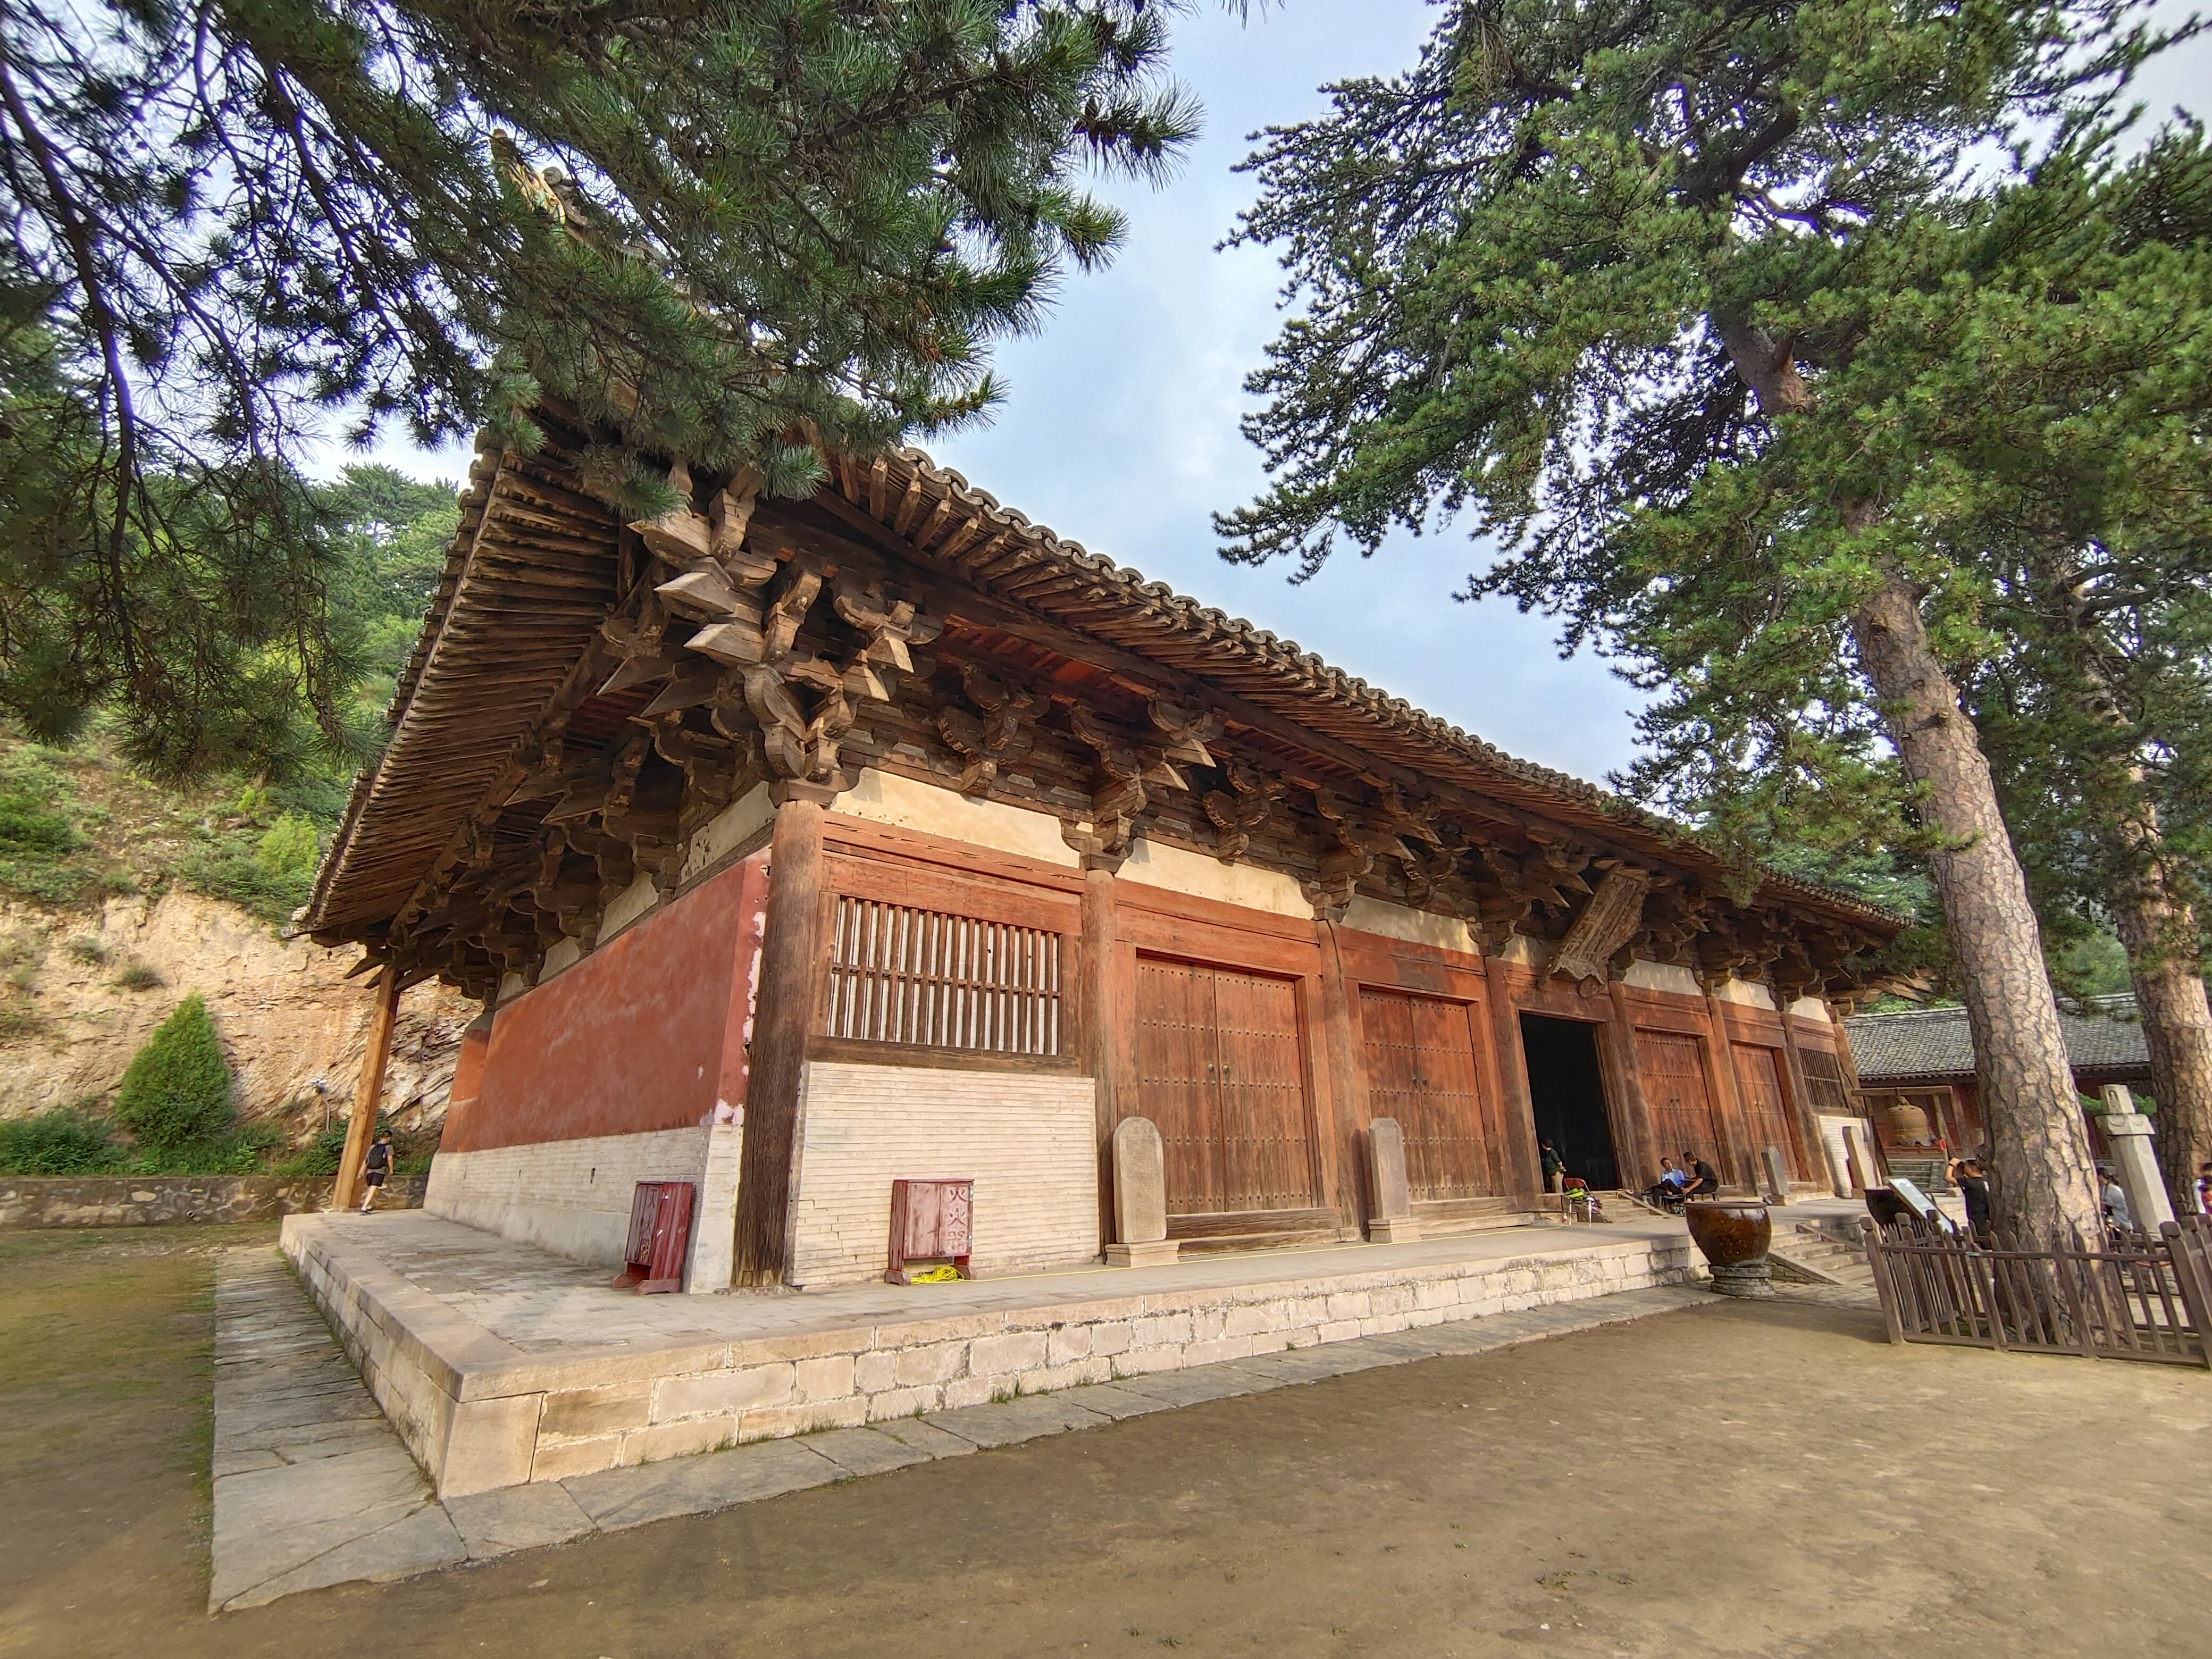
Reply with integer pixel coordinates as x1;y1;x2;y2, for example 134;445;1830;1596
1121;835;1310;917
1624;958;1702;997
840;767;1078;867
1712;977;1778;1009
1340;896;1478;954
425;1126;743;1292
788;1060;1099;1286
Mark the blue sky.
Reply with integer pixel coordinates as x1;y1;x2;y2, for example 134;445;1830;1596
369;1;2212;790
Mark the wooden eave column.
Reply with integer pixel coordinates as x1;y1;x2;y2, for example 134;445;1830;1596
1773;989;1828;1188
1483;952;1544;1205
1603;980;1661;1192
731;782;832;1288
334;963;400;1211
1080;856;1124;1247
1700;981;1759;1189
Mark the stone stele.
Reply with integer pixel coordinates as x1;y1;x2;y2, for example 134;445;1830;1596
1105;1117;1178;1268
2099;1085;2177;1231
1365;1118;1421;1245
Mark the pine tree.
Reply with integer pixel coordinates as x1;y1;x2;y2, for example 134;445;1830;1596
0;0;1202;774
113;993;236;1156
1216;0;2209;1242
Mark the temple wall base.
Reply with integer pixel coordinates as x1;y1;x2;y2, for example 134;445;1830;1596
425;1126;743;1292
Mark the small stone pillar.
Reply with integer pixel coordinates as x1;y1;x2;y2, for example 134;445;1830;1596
2100;1085;2176;1232
1365;1118;1422;1244
1105;1117;1178;1268
1761;1144;1791;1206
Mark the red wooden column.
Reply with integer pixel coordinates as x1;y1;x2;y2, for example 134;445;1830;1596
1604;982;1661;1192
1080;861;1122;1245
1484;964;1544;1204
731;785;830;1288
1316;921;1367;1232
334;965;400;1211
1700;983;1760;1188
1773;993;1828;1186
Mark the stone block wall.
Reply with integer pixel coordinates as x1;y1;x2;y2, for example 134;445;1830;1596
423;1126;742;1291
789;1060;1099;1286
0;1173;423;1228
281;1212;1693;1495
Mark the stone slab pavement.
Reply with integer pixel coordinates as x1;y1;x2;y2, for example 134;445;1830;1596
212;1245;1719;1611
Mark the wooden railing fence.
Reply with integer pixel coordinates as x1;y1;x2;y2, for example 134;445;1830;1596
1862;1213;2212;1369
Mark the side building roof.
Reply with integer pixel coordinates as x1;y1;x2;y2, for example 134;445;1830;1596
1845;995;2152;1087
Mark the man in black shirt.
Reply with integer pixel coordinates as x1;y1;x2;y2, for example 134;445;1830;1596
1678;1151;1721;1201
359;1129;394;1214
1947;1155;1992;1238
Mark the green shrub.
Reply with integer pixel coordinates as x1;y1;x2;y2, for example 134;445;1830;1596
113;994;234;1155
112;960;163;991
64;936;106;965
132;1119;281;1176
273;1122;351;1178
0;1105;125;1175
0;746;96;904
175;814;320;925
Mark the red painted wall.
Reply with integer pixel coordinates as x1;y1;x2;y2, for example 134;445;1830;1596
439;1013;495;1148
449;853;770;1152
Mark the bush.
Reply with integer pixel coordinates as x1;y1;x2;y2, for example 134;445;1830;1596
64;936;107;965
173;798;324;927
0;746;97;904
113;994;234;1155
273;1122;351;1178
112;960;163;991
133;1119;281;1176
0;1105;125;1175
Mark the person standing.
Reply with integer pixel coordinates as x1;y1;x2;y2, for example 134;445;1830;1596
1947;1155;1993;1240
2099;1166;2134;1236
1539;1141;1564;1195
360;1129;394;1214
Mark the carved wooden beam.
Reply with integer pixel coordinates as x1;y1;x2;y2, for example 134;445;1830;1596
1201;759;1283;865
1551;867;1653;986
936;661;1038;797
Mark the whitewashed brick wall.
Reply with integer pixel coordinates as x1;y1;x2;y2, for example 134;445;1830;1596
425;1126;742;1291
789;1060;1099;1286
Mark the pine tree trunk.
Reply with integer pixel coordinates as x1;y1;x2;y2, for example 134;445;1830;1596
1850;572;2105;1243
2111;867;2212;1217
1714;317;2102;1241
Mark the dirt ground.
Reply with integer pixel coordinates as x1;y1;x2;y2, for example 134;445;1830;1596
5;1224;2209;1659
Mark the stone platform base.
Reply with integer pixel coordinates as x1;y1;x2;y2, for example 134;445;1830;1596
283;1210;1696;1501
1104;1239;1180;1268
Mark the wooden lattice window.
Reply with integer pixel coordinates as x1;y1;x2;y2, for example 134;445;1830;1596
826;895;1063;1056
1800;1048;1853;1115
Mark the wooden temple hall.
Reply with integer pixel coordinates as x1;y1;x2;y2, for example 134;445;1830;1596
306;416;1904;1292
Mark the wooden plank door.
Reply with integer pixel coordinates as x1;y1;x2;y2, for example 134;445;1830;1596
1134;956;1318;1215
1733;1045;1806;1181
1212;967;1315;1211
1633;1028;1732;1182
1359;988;1508;1200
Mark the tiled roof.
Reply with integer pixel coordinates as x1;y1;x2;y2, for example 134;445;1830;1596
1845;995;2152;1084
308;434;1908;944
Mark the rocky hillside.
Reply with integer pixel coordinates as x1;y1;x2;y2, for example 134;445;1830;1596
0;732;472;1150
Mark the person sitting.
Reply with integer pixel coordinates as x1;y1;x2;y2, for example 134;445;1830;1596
1644;1159;1690;1209
1677;1152;1721;1202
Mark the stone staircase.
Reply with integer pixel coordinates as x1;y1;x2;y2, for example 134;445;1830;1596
1883;1155;1955;1196
1767;1219;1876;1294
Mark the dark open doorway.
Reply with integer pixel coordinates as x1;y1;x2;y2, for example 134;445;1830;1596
1519;1014;1619;1191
